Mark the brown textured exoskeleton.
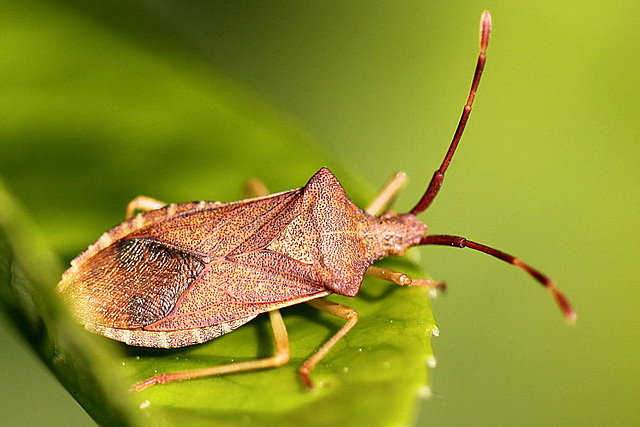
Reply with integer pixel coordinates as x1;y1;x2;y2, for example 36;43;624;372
57;12;575;392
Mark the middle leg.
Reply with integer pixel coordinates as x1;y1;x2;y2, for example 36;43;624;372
299;299;359;390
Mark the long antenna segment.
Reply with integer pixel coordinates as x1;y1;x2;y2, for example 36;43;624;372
410;11;492;216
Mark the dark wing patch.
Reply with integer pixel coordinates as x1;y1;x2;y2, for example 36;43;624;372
60;238;205;328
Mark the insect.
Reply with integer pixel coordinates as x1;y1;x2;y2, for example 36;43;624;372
57;11;575;393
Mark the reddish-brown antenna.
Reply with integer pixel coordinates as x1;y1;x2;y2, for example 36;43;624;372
410;11;492;216
421;235;577;323
409;12;576;323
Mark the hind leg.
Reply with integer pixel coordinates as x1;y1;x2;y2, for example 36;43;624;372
130;310;291;392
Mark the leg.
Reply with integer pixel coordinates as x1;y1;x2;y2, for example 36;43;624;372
125;196;167;219
365;172;407;216
299;299;358;390
130;310;291;392
366;265;446;293
244;177;270;198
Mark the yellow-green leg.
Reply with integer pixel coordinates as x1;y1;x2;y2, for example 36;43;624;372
366;266;445;292
299;299;359;390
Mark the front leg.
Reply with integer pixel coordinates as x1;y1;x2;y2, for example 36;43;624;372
366;266;446;294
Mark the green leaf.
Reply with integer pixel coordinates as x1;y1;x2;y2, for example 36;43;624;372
0;1;437;426
0;181;140;426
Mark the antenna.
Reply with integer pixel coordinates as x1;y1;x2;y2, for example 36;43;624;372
409;12;576;323
410;11;492;216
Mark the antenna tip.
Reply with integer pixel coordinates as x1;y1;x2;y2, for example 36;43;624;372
565;308;578;324
552;287;577;324
480;11;492;51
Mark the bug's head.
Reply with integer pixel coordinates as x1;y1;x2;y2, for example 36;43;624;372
371;211;428;257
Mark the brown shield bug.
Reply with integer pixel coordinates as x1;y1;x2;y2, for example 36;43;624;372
56;11;575;392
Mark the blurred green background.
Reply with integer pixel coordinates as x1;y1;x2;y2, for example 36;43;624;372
1;1;638;426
